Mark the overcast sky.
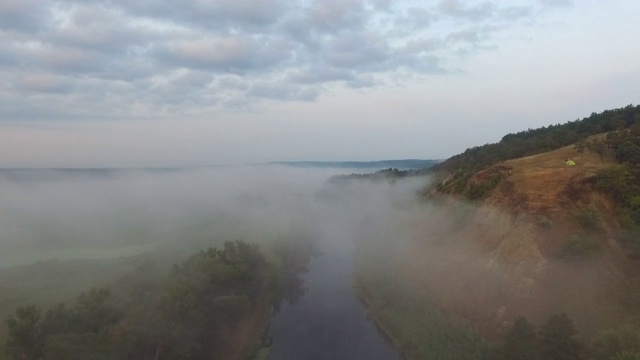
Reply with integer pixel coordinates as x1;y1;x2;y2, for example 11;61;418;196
0;0;639;167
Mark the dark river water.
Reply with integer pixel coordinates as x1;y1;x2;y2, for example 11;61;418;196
267;233;403;360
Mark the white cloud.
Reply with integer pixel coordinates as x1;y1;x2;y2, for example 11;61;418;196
0;0;558;119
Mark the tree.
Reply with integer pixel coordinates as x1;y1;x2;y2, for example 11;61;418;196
615;352;640;360
592;326;640;360
497;317;539;360
596;165;633;204
5;305;44;360
42;333;110;360
574;140;587;158
538;314;583;360
617;141;640;165
587;139;607;162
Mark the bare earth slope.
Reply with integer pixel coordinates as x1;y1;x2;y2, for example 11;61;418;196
404;145;638;340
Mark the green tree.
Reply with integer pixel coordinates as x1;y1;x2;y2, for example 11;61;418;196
615;352;640;360
71;288;122;334
587;139;607;162
592;326;640;360
5;305;44;360
498;317;539;360
42;333;110;360
538;314;583;360
617;141;640;165
596;165;634;204
575;140;587;158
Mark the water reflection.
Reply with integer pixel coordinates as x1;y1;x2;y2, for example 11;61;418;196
268;237;403;360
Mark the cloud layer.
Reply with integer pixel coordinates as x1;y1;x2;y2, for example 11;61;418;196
0;0;567;120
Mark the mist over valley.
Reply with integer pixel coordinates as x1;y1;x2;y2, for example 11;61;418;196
1;0;640;357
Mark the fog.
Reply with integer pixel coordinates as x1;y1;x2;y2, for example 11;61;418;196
0;165;619;356
0;166;428;269
0;165;437;358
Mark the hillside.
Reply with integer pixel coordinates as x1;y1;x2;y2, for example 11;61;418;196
354;105;640;359
446;142;618;258
420;145;633;335
434;104;640;175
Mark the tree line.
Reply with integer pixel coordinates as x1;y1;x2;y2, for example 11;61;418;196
1;240;312;360
433;104;640;195
492;314;640;360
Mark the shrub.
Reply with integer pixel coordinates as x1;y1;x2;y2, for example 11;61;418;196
561;235;600;259
617;208;638;230
596;165;633;204
592;326;640;360
466;173;503;200
575;206;602;230
615;352;640;360
538;314;583;360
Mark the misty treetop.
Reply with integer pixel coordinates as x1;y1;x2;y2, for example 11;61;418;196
2;240;312;360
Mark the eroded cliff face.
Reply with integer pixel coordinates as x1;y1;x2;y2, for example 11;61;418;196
400;145;636;339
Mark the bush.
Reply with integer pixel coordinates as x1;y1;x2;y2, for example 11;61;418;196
576;206;602;230
561;235;600;259
496;317;538;360
538;314;583;360
615;352;640;360
617;141;640;165
592;326;640;360
596;165;634;204
617;208;638;230
466;173;503;200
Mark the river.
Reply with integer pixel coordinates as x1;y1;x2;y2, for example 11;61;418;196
267;222;403;359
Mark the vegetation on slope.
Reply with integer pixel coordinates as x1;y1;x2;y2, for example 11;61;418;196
492;317;640;360
1;240;312;360
593;126;640;244
352;212;491;360
354;265;490;360
354;104;640;360
435;104;640;197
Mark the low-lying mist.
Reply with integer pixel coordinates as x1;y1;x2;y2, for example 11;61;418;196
0;166;429;269
1;163;618;353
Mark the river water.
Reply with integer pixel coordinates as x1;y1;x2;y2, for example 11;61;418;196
267;230;403;359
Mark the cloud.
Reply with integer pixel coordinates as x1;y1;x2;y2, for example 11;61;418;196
0;0;51;33
156;36;294;73
0;0;574;121
288;67;355;84
499;6;534;20
113;0;287;32
437;0;495;22
248;81;321;102
538;0;574;9
13;72;74;94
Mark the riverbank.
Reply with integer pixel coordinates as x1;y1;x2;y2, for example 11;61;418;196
352;220;490;360
353;270;489;360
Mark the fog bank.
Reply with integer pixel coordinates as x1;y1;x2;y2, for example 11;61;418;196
0;166;429;268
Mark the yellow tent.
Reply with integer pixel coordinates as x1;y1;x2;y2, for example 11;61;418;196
566;159;576;166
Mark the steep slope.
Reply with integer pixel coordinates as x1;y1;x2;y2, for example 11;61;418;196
355;143;640;360
408;144;639;341
354;105;640;358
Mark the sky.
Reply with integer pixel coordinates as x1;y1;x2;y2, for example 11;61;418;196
0;0;639;168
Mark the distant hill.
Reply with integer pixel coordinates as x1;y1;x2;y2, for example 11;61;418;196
271;159;440;171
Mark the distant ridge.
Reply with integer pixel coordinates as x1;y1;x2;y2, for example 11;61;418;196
270;159;440;170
